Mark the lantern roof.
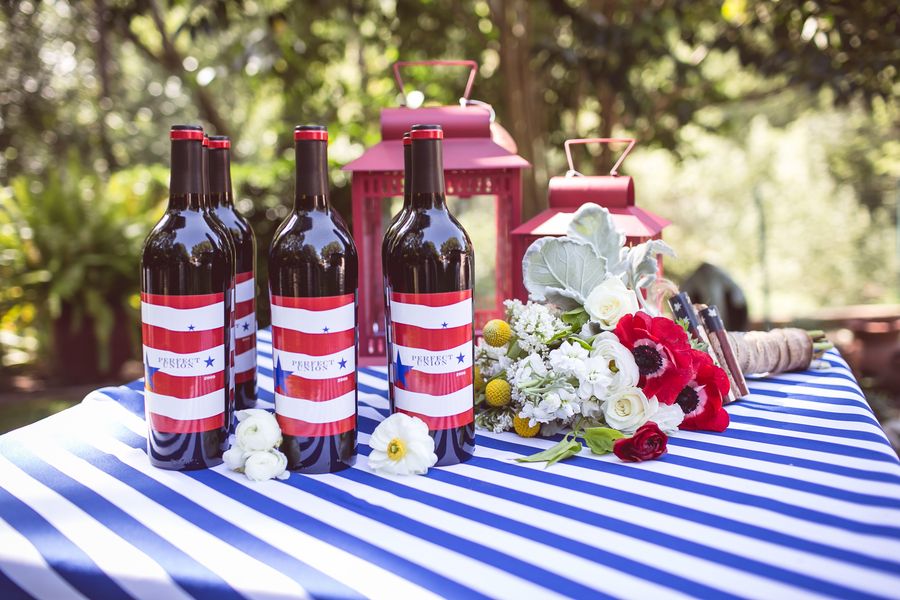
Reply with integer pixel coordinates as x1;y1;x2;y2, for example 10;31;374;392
512;206;670;240
343;105;530;172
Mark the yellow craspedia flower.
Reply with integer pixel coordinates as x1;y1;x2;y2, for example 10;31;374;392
485;379;511;407
513;415;540;438
483;319;512;347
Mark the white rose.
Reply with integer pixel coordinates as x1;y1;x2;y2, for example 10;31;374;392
368;413;437;476
223;444;248;471
651;402;685;434
243;449;290;481
577;355;613;401
591;331;639;391
584;276;640;330
235;409;283;451
602;387;658;433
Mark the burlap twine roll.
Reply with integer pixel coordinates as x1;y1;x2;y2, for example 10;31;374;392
726;328;812;375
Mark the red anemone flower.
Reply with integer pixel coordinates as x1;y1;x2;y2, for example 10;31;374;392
677;350;731;432
613;312;694;405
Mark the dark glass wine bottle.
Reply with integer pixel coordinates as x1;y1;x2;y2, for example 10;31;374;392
202;134;237;429
269;125;358;473
386;124;475;466
208;135;258;411
381;131;412;402
140;125;233;470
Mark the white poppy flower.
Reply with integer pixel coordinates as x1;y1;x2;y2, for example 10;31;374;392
368;413;437;476
591;331;640;392
602;387;658;433
243;448;290;481
584;276;640;330
235;409;283;451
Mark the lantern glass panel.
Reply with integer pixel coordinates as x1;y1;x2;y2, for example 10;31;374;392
447;194;496;312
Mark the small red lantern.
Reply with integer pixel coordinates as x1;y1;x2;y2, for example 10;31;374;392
344;60;530;364
511;138;670;300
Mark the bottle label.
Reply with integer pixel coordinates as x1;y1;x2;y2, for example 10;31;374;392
141;292;226;433
389;290;474;430
234;271;256;384
270;293;357;437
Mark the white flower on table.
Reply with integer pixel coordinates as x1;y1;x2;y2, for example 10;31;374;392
510;353;549;390
235;409;283;451
584;276;640;330
548;340;589;378
223;409;290;482
368;413;438;476
576;355;613;401
590;331;640;392
519;385;580;426
504;299;567;354
244;448;290;481
602;387;658;434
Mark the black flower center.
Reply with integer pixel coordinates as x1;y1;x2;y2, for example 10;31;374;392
632;345;663;376
676;386;700;414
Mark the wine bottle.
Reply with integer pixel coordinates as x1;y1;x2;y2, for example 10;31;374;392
386;124;475;466
140;125;233;470
208;135;258;410
381;131;412;403
269;125;358;473
202;134;237;428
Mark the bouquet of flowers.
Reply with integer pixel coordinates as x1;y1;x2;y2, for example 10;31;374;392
474;203;731;463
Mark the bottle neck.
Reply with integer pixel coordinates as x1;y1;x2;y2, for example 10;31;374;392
294;139;329;211
169;139;204;211
402;143;412;209
410;138;446;210
209;148;233;207
201;144;210;209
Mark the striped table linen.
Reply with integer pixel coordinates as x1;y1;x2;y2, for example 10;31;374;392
1;328;899;600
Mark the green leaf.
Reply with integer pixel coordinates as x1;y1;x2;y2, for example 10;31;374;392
561;307;590;331
515;435;583;467
583;427;626;455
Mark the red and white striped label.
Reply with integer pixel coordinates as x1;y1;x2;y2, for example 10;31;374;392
271;293;357;437
234;271;256;383
389;290;474;430
141;292;226;434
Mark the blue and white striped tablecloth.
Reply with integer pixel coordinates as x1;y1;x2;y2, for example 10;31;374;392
1;328;899;599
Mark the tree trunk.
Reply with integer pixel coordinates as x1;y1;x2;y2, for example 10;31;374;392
93;0;117;169
493;0;547;221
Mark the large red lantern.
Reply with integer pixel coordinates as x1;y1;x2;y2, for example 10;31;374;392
343;60;530;364
511;138;670;300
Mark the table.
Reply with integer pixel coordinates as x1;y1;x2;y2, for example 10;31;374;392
1;328;899;600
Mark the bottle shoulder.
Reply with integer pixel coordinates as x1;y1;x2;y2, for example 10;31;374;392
142;210;230;265
389;208;473;258
271;210;357;258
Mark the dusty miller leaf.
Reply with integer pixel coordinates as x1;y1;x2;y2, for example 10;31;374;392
624;239;676;290
566;204;628;274
522;237;607;308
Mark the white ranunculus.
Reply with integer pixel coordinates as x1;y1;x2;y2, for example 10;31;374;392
591;331;640;392
577;355;613;401
651;402;685;434
235;409;283;451
243;448;290;481
584;276;640;330
368;413;437;476
223;444;248;471
602;387;658;434
548;340;589;378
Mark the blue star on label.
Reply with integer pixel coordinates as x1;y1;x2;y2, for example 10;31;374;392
323;326;330;333
457;352;466;364
242;322;250;332
441;322;448;328
394;351;413;388
188;324;195;331
205;356;215;368
338;358;347;369
274;357;290;395
144;355;159;392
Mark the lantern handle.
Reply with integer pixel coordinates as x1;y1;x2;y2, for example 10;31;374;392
393;60;479;101
564;138;636;177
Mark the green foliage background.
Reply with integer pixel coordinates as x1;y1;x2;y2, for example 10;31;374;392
0;0;897;380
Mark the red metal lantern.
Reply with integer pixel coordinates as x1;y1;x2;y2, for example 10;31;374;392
511;138;670;300
344;60;530;364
